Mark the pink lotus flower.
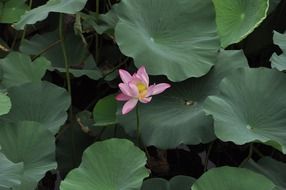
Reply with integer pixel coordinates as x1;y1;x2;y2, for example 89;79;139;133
116;66;171;114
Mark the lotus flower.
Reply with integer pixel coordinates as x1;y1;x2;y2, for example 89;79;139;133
116;66;171;114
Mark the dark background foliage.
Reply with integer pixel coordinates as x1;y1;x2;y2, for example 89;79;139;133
1;0;286;189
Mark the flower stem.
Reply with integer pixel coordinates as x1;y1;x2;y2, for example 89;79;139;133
59;13;76;167
135;105;151;161
59;14;72;96
253;146;264;158
136;105;140;145
204;141;214;172
240;143;253;167
95;0;100;65
31;40;61;61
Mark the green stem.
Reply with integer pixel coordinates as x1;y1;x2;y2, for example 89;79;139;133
95;0;100;65
95;126;107;141
204;141;214;172
107;0;112;9
102;57;129;78
134;105;150;160
253;146;264;158
240;143;253;167
59;14;72;96
11;32;19;50
136;105;140;145
113;124;118;137
31;40;61;61
59;13;76;167
96;0;100;18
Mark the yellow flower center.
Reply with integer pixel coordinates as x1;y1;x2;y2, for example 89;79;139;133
136;82;148;99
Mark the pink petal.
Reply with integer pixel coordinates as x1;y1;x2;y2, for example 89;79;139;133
128;83;139;97
119;69;133;83
119;83;133;97
116;93;131;101
149;83;171;96
136;66;149;86
139;97;152;103
122;99;138;114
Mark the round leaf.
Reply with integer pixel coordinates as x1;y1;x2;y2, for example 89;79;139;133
141;176;195;190
271;31;286;71
213;0;269;47
0;152;23;189
0;92;11;116
0;121;56;190
14;0;88;30
204;67;286;153
60;138;149;190
93;94;117;126
118;50;248;149
246;157;286;190
192;166;275;190
115;0;220;81
0;52;51;88
20;31;102;80
0;0;28;23
142;179;167;190
2;81;71;134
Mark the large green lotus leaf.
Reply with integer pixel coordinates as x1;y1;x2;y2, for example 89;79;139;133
0;52;51;88
246;157;286;190
60;138;149;190
0;121;56;190
0;152;23;189
142;176;195;190
93;94;117;127
204;67;286;153
115;0;220;81
14;0;88;30
191;166;275;190
0;92;11;116
118;50;248;149
212;0;269;48
2;81;71;134
0;0;28;23
20;31;102;80
271;31;286;71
